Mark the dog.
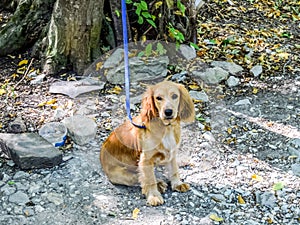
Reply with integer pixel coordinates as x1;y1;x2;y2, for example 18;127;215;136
100;81;195;206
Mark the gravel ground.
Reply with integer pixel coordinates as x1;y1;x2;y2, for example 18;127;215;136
0;74;300;225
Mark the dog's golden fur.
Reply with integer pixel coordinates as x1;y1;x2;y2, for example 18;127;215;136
100;81;195;206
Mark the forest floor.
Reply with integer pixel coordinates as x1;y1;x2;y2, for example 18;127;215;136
0;0;300;225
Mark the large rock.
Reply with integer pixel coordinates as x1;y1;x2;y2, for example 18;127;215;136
0;133;63;170
189;90;209;102
192;67;228;84
105;55;169;84
63;115;97;145
211;61;243;75
49;77;105;98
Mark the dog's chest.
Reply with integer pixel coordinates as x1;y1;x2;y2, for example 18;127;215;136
162;130;177;151
154;129;178;164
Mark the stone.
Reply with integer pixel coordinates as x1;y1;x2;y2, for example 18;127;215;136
189;90;209;102
103;48;124;69
234;99;251;105
226;76;240;87
250;65;263;77
171;71;188;82
63;115;97;145
291;163;300;176
49;78;105;98
211;61;243;75
0;133;63;170
8;191;29;205
30;74;46;85
192;67;228;84
259;192;277;208
8;118;26;133
47;192;64;205
179;44;196;60
105;56;169;84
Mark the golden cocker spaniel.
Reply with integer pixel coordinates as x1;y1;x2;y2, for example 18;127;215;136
100;81;195;206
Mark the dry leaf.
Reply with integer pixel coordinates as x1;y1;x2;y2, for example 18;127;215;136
132;208;140;220
108;86;122;95
95;61;103;71
188;84;200;90
209;214;224;222
46;98;57;105
18;59;28;66
252;87;259;94
251;174;263;182
227;127;232;134
0;89;6;96
237;195;246;204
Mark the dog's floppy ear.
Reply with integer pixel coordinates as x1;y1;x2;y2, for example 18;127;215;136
178;84;195;123
140;86;158;122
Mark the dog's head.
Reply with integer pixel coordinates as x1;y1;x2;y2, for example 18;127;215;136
141;81;195;125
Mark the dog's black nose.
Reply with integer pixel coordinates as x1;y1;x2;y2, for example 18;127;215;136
164;109;173;118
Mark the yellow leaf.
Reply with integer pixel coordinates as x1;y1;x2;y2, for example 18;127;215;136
0;123;3;129
46;98;57;105
132;208;140;220
209;214;224;222
251;174;263;182
154;1;163;9
277;52;289;60
258;54;265;62
38;101;46;107
188;84;200;90
96;61;103;71
227;127;232;134
238;195;246;204
0;89;6;95
252;87;259;94
108;86;122;95
266;217;273;224
17;66;27;74
18;59;28;66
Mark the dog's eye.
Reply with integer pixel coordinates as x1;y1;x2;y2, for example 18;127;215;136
156;96;163;101
172;94;178;99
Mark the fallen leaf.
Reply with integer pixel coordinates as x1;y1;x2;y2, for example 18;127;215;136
251;174;263;182
273;182;284;191
0;89;6;95
17;66;27;74
18;59;28;66
252;87;259;94
95;61;103;71
188;84;200;90
266;217;273;224
108;86;122;95
209;214;224;222
132;208;140;220
227;127;232;134
237;195;246;204
46;98;57;105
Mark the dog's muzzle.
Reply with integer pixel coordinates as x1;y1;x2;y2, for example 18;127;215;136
164;109;173;119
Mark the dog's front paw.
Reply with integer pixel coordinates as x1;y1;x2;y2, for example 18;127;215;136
147;191;164;206
172;182;190;192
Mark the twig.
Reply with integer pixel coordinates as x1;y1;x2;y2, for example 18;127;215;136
14;58;35;89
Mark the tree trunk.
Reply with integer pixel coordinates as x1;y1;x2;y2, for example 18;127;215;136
0;0;56;56
43;0;105;75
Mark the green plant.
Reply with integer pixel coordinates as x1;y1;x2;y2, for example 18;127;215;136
137;42;167;58
168;24;185;47
127;0;157;28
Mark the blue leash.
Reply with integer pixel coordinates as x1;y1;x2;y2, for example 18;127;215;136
121;0;146;129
